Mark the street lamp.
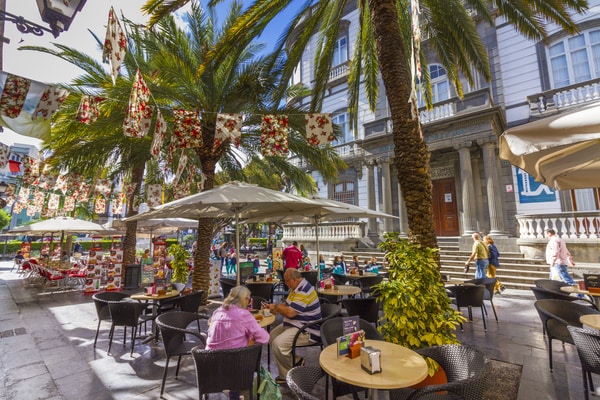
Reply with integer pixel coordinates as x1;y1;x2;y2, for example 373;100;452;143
0;0;87;39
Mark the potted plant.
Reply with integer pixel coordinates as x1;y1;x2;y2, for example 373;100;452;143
168;244;190;292
374;232;466;378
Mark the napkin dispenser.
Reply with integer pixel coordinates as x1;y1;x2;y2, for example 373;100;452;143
360;346;382;374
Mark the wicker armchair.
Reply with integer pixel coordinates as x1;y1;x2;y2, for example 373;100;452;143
191;343;262;400
535;279;570;292
91;292;130;347
286;366;327;400
341;297;379;325
390;345;490;400
534;299;600;370
156;311;208;396
465;277;499;322
219;278;237;298
449;284;487;331
531;286;598;310
290;303;342;368
567;326;600;400
106;300;147;356
245;282;275;302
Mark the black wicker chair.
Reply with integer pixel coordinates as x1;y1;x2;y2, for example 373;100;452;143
286;366;327;400
531;286;598;310
245;282;275;302
106;300;146;356
356;275;384;298
91;291;130;347
219;277;237;299
534;299;600;370
450;284;487;331
250;296;268;311
290;303;342;368
465;277;499;322
341;297;379;325
191;343;262;400
535;279;570;292
156;311;208;396
320;316;383;400
567;326;600;400
390;345;490;400
300;270;319;287
332;273;350;286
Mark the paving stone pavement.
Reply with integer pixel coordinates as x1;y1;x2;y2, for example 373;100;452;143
0;261;588;399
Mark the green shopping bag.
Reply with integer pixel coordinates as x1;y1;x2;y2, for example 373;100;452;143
256;365;282;400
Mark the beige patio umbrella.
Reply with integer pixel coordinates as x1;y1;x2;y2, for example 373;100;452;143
499;102;600;190
126;181;337;284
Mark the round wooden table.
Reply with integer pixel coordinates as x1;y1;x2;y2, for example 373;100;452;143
318;285;361;297
560;285;600;307
131;290;181;342
580;314;600;330
319;339;428;400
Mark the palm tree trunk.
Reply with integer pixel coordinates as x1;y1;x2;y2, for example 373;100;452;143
369;0;438;252
123;163;145;265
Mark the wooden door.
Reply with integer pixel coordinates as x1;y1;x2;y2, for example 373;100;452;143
432;178;459;236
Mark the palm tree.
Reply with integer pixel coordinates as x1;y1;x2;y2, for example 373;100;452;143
142;0;588;252
27;2;345;296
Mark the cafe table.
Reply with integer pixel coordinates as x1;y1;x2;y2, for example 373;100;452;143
560;285;600;308
580;314;600;330
318;285;361;300
130;289;181;342
319;339;428;400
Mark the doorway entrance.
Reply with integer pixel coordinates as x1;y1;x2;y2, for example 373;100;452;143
432;178;459;236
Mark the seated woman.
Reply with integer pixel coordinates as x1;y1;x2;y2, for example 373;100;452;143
206;286;270;399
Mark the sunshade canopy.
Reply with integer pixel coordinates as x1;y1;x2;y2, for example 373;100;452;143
10;216;115;235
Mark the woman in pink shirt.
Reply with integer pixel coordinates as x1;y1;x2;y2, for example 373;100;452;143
206;286;270;350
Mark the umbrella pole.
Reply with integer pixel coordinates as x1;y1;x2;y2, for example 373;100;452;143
235;215;241;286
315;217;321;278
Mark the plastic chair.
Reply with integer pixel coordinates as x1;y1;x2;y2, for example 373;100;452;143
107;300;146;356
291;303;342;369
341;297;379;325
191;343;262;400
91;291;130;347
450;284;487;331
567;326;600;400
390;345;490;400
534;299;600;370
286;366;327;400
156;311;208;396
245;282;274;302
465;277;499;322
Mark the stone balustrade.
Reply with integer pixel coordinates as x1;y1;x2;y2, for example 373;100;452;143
516;211;600;239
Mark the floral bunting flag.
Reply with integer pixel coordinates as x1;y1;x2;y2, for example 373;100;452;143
26;205;36;217
123;182;137;198
32;86;70;119
123;69;153;138
37;173;56;191
305;113;334;146
102;7;127;85
78;182;91;202
173;153;188;186
54;174;69;194
111;192;125;215
64;196;76;212
0;142;10;168
173;181;190;200
76;95;102;124
94;178;112;198
33;190;45;213
215;113;242;148
17;187;30;203
47;193;60;210
5;195;15;208
0;73;31;118
146;184;162;207
151;110;166;157
94;197;106;214
261;115;289;157
13;201;26;214
6;183;16;197
173;109;202;148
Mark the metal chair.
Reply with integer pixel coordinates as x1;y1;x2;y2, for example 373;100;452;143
450;284;487;331
106;300;146;356
156;311;208;396
390;345;490;400
341;297;379;325
91;291;130;347
291;303;342;368
567;326;600;400
465;277;499;322
534;299;600;370
286;366;327;400
191;343;262;400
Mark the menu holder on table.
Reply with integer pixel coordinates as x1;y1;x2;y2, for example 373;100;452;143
337;329;365;359
584;274;600;293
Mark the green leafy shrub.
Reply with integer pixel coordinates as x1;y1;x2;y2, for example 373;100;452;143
168;243;190;283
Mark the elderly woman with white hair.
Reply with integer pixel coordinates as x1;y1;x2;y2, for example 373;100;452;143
206;285;269;350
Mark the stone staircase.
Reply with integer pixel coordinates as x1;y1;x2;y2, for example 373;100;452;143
346;237;549;290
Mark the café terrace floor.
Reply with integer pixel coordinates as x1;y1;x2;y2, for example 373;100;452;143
0;260;589;400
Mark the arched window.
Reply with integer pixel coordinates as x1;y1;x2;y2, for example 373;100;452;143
417;64;450;108
549;29;600;88
332;36;348;66
332;111;352;144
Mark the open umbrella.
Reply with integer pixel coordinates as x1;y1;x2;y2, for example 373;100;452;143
108;218;198;251
499;103;600;190
126;181;338;284
245;197;398;264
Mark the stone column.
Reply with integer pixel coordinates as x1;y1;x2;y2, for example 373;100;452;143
479;139;506;235
396;181;408;235
455;142;477;235
379;158;394;233
366;159;378;239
